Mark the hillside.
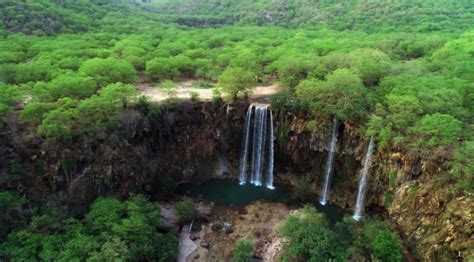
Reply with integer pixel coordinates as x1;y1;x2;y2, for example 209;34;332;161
0;0;134;36
144;0;474;32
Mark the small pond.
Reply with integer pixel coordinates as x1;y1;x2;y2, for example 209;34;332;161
177;178;346;223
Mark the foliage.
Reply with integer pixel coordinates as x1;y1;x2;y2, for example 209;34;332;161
190;91;200;102
372;229;403;262
280;206;347;261
0;83;22;119
0;195;178;261
32;75;97;102
411;113;462;147
348;218;403;261
449;141;474;194
159;80;179;89
270;90;300;113
34;83;137;140
218;67;256;102
173;197;194;224
79;58;137;87
148;1;474;33
233;239;254;262
0;192;25;240
296;69;368;121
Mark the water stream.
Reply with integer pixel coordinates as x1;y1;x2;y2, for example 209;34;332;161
320;117;338;205
353;137;375;221
239;104;274;188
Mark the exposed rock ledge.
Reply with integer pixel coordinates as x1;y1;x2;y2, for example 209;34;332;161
389;182;473;260
186;201;294;261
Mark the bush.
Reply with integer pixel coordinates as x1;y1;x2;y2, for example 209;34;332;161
1;195;178;261
280;206;347;261
270;90;299;112
193;80;213;89
212;88;221;104
218;67;256;102
159;80;179;89
190;91;200;102
79;57;137;87
372;229;403;262
173;197;194;224
233;239;254;262
296;68;368;121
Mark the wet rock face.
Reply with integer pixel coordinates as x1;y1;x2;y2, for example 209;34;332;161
390;182;474;261
4;101;247;206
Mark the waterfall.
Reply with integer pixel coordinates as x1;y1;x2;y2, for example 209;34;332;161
238;104;274;187
238;105;254;184
319;117;338;205
353;137;375;221
266;110;275;189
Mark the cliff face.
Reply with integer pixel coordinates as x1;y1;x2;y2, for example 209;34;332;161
1;100;472;260
271;110;473;261
390;183;473;260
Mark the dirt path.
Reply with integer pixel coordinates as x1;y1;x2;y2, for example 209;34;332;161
136;80;280;103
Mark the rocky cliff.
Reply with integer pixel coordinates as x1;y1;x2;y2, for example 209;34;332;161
1;100;472;260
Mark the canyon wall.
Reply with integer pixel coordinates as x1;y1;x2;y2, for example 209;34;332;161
0;100;472;260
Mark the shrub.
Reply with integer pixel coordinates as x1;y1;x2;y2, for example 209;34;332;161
173;197;194;224
218;67;256;102
79;57;137;87
159;80;179;89
280;206;347;261
190;91;200;102
233;239;254;262
296;69;368;121
193;80;213;89
372;229;403;262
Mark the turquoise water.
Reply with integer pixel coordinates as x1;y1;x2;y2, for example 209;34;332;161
177;179;295;206
176;178;345;223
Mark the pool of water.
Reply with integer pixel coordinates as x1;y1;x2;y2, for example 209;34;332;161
177;178;345;223
177;178;295;206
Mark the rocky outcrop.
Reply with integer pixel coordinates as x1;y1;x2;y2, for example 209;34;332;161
187;201;293;261
390;182;473;261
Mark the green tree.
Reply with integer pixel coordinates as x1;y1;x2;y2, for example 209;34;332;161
146;57;180;81
33;75;97;102
450;141;474;194
273;56;316;88
280;206;346;261
0;192;25;240
37;107;76;139
349;48;391;87
85;197;126;234
79;57;137;86
173;197;194;224
296;68;368;121
0;83;22;119
411;113;462;147
233;239;254;262
218;67;256;102
372;229;403;262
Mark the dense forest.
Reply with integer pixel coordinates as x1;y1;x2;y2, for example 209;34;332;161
0;0;473;261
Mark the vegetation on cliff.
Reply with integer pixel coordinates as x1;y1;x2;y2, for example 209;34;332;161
280;206;403;261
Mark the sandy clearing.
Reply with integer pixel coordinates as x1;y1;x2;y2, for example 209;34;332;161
136;80;280;103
